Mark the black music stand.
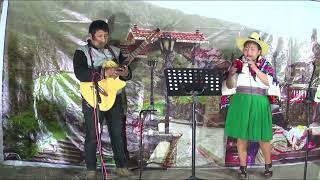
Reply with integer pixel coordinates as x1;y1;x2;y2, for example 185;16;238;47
164;68;223;180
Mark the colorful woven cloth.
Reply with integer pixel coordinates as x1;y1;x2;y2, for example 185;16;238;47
231;56;278;83
222;56;280;106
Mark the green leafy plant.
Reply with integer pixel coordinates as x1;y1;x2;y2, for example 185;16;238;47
37;100;67;140
4;111;39;159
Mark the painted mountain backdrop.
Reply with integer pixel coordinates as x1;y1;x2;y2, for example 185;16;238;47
3;1;318;167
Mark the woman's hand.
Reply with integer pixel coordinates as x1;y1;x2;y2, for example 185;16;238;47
247;58;258;71
229;63;238;76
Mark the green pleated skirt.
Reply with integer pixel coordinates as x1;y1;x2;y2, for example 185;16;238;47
225;93;273;141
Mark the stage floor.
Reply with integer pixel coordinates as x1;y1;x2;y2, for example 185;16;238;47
1;160;320;180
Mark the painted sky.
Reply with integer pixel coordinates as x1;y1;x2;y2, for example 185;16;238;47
147;1;320;40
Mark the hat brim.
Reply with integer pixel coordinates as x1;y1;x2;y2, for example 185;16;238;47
236;37;269;55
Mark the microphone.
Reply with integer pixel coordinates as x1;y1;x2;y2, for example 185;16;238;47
242;55;248;63
241;56;251;73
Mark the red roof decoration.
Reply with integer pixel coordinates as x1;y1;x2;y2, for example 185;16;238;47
123;25;209;58
127;26;209;44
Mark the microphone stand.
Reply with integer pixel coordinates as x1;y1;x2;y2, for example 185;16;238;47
148;58;157;110
133;58;165;180
88;46;105;179
303;61;316;180
138;109;157;180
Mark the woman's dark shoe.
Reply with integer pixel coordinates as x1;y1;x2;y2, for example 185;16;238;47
238;166;248;180
263;163;273;178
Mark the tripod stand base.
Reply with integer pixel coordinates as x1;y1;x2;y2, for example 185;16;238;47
130;161;168;171
186;176;203;180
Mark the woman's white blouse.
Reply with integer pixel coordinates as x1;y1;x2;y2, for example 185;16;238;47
236;63;273;89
